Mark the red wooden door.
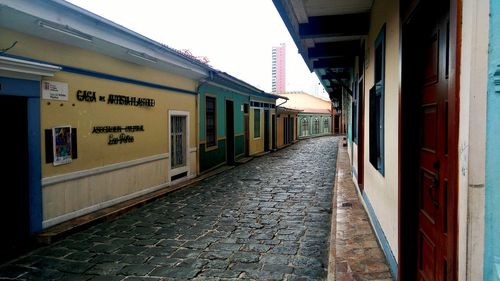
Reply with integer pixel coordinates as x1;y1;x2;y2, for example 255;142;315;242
417;9;451;281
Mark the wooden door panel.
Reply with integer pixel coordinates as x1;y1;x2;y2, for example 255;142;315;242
442;180;449;234
424;30;440;86
421;105;438;152
419;230;437;281
401;2;456;280
421;86;439;104
417;9;449;281
419;168;439;224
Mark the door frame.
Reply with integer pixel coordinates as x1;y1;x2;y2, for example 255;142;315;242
264;109;270;151
0;75;43;235
168;110;190;182
244;103;249;156
358;77;365;190
398;0;460;280
272;113;276;150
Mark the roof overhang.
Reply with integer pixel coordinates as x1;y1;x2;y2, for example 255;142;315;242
0;55;61;80
273;0;373;101
209;71;286;100
0;0;209;80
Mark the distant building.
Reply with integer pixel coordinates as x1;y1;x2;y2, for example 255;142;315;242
278;91;334;139
272;43;286;93
276;106;300;149
198;71;278;173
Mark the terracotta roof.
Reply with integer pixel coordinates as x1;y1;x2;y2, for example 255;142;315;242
277;106;302;113
297;108;332;114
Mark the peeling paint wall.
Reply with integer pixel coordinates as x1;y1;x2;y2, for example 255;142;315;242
484;0;500;279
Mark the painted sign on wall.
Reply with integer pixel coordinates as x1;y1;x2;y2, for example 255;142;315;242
76;90;155;107
42;81;68;101
92;125;145;145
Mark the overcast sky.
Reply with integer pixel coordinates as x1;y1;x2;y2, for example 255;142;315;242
65;0;328;98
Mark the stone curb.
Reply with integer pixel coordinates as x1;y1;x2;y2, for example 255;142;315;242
327;140;341;281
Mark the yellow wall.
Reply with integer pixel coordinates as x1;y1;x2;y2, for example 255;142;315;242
248;103;275;155
277;111;299;148
41;71;196;177
249;107;264;155
361;0;400;258
279;92;331;111
277;116;284;148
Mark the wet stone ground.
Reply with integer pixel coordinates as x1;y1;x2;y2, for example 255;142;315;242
0;136;338;281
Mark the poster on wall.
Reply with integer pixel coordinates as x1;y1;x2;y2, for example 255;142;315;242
52;126;72;166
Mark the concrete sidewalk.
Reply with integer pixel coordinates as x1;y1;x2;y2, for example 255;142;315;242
328;143;393;281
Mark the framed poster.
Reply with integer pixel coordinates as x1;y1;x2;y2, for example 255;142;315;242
52;126;72;166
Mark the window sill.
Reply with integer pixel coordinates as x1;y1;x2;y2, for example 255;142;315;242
204;144;219;152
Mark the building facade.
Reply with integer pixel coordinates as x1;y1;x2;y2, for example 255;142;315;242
278;91;333;138
0;2;209;259
248;98;277;155
297;112;332;138
0;0;276;261
272;43;286;93
274;0;499;280
198;71;279;173
276;107;299;148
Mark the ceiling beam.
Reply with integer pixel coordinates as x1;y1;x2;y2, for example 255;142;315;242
327;70;352;96
321;72;350;81
299;13;370;39
308;40;360;59
328;87;342;101
313;57;353;69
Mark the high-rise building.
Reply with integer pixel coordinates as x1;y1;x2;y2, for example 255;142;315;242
272;43;286;93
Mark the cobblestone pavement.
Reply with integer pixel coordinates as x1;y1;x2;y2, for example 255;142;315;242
0;136;338;281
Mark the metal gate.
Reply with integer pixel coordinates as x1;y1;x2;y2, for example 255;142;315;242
171;115;186;169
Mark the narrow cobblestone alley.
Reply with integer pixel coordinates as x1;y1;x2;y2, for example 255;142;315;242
0;136;339;281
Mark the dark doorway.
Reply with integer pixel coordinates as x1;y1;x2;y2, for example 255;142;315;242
0;95;30;263
264;110;270;152
334;115;340;134
272;114;276;150
284;117;289;145
400;1;458;280
244;104;249;156
225;100;234;164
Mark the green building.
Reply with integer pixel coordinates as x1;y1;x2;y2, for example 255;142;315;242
198;71;279;173
298;111;333;138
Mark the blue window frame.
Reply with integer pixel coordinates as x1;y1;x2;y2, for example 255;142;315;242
205;96;217;147
369;25;385;175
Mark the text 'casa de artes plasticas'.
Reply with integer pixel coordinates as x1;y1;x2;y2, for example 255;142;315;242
76;90;155;107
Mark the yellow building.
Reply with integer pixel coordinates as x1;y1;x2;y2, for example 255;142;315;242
276;107;300;149
248;99;277;155
0;0;209;256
